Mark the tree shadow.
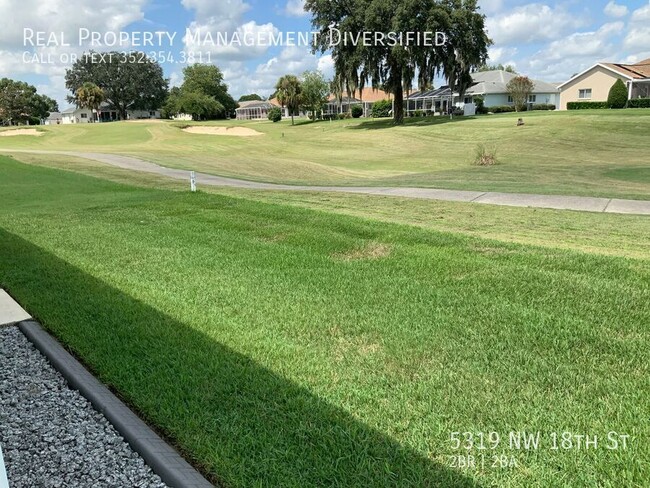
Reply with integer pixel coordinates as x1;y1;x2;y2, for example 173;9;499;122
347;116;478;130
0;228;481;488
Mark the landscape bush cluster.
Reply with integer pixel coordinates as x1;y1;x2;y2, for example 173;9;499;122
567;101;608;110
351;105;363;118
628;98;650;108
371;99;392;118
267;107;282;122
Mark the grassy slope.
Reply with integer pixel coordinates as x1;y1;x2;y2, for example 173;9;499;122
0;156;648;487
1;109;650;199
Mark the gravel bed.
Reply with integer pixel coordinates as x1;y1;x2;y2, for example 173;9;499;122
0;326;167;488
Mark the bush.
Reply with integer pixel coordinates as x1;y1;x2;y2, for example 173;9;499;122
337;112;351;120
267;107;282;122
567;101;608;110
531;103;556;111
350;105;363;118
413;109;424;117
607;79;628;109
371;99;392;118
474;144;498;166
474;96;488;115
628;98;650;108
487;105;516;113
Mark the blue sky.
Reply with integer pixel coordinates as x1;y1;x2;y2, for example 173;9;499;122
1;0;649;108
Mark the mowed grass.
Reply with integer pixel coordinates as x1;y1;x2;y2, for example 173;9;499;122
1;109;650;199
0;156;648;487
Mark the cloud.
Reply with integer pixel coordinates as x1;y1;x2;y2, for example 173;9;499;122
603;1;629;18
285;0;308;17
486;4;586;45
623;2;650;52
478;0;504;15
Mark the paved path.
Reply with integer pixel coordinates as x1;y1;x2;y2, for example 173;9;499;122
0;290;30;326
4;150;650;215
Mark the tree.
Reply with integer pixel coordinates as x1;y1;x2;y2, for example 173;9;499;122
0;78;58;125
75;82;105;122
306;0;490;124
301;70;329;119
65;51;168;120
607;79;628;109
506;76;535;112
275;75;302;126
162;87;225;120
268;107;282;122
239;94;263;102
181;64;236;118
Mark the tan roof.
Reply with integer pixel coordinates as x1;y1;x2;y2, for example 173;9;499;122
601;58;650;80
328;87;392;103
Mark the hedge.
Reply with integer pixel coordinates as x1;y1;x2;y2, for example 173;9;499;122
628;98;650;108
531;103;556;111
487;105;516;113
567;101;608;110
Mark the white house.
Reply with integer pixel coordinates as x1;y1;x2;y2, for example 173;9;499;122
59;103;161;123
406;70;560;114
61;107;93;124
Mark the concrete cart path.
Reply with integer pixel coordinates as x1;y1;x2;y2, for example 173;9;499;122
0;290;31;327
4;149;650;215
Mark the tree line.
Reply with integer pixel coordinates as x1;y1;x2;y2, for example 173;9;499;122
0;79;58;126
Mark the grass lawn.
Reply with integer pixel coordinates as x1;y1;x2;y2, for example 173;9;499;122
0;155;648;487
1;109;650;199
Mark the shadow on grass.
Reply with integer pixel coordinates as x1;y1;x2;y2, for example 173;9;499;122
0;228;481;488
347;116;477;130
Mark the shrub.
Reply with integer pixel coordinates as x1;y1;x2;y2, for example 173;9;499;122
607;79;628;109
350;105;363;118
413;109;424;117
567;101;608;110
474;144;498;166
337;112;351;120
474;96;488;114
267;107;282;122
487;105;516;113
531;103;556;111
371;99;392;118
628;98;650;108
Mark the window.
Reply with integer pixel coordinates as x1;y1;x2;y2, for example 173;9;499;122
150;111;156;116
578;89;592;99
528;95;537;103
464;96;472;104
80;113;88;118
507;96;514;103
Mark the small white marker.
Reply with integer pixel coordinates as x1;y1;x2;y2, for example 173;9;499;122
0;444;9;488
190;171;197;192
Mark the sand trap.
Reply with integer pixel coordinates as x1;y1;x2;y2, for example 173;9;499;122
0;129;43;137
182;126;263;137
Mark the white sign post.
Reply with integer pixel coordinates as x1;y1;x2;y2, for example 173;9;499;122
190;171;197;192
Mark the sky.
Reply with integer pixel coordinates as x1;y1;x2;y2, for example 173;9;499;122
1;0;649;109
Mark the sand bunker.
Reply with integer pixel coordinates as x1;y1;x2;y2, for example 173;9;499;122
0;129;43;137
182;126;263;137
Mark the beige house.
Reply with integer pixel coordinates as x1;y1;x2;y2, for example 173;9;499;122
558;58;650;110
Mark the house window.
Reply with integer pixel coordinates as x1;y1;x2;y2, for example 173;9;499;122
578;89;592;99
80;113;88;118
528;95;537;103
507;96;514;103
464;96;472;104
150;111;156;116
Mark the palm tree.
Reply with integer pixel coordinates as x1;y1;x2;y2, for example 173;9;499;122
274;75;302;126
75;82;105;122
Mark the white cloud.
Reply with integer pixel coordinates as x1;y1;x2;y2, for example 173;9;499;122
486;4;586;45
604;1;629;18
285;0;308;17
624;2;650;52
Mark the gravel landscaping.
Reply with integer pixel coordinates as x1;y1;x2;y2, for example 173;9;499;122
0;326;167;488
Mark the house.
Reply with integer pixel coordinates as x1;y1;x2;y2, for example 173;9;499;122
235;100;276;120
323;87;393;117
406;70;560;115
44;112;62;125
61;107;93;124
558;58;650;110
59;103;161;123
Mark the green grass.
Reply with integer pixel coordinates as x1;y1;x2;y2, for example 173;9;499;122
2;109;650;199
1;155;648;487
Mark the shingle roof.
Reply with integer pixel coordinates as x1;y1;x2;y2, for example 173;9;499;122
602;58;650;79
236;100;274;110
466;70;559;95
